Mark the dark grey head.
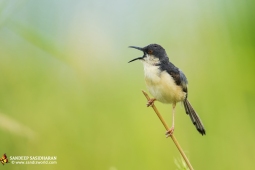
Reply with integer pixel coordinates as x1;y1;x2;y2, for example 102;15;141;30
128;44;167;65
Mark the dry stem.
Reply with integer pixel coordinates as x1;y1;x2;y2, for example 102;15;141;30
142;90;194;170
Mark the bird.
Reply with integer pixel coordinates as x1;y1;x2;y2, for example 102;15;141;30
128;44;205;137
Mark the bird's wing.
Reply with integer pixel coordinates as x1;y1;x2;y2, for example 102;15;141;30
159;59;188;93
168;69;188;93
165;67;188;93
179;69;188;93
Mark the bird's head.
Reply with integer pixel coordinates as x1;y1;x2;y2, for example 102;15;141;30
128;44;167;65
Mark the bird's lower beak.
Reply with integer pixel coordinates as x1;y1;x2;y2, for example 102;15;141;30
128;46;145;63
128;56;144;63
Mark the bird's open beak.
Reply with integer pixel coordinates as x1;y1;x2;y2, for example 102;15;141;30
128;46;144;63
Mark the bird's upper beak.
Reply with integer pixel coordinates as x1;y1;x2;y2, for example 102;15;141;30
128;46;145;63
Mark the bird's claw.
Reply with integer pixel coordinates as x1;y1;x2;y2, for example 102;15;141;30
165;127;174;138
146;98;156;107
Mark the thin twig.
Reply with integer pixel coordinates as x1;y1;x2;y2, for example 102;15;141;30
142;90;194;170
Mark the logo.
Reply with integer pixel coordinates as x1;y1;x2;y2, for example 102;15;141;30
0;154;57;165
0;153;9;165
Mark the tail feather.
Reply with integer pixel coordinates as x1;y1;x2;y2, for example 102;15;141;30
183;99;206;135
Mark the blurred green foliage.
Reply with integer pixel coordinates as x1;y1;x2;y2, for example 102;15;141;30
0;0;255;169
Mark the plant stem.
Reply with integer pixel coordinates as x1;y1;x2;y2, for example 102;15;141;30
142;90;194;170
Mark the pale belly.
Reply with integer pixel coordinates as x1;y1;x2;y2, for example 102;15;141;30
144;67;186;104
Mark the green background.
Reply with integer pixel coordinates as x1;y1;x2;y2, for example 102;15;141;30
0;0;255;169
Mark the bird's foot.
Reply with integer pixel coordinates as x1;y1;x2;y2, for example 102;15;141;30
165;126;174;138
146;98;156;107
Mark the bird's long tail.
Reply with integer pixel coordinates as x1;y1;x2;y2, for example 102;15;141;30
183;99;206;135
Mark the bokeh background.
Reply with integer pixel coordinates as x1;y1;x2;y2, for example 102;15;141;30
0;0;255;169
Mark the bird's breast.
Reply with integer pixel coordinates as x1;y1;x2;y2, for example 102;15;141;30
143;64;186;104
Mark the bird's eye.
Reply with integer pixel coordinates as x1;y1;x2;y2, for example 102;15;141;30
154;45;157;48
148;50;153;54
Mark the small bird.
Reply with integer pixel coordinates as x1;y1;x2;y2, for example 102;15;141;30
128;44;205;137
